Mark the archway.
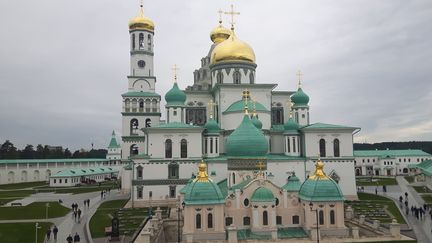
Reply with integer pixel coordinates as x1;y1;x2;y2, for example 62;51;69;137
34;170;40;181
21;170;28;182
8;171;15;183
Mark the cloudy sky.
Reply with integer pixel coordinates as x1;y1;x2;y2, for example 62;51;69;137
0;0;431;150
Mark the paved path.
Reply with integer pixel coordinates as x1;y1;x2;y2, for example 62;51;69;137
363;176;432;243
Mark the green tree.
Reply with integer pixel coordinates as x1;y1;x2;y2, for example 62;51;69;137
0;140;18;159
64;148;72;158
22;144;35;159
35;144;44;159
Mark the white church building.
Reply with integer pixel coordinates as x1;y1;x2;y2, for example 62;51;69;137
119;4;360;205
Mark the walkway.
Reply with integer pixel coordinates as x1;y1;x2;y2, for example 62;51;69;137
363;176;432;243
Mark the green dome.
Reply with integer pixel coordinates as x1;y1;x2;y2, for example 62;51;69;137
225;115;268;157
223;100;268;114
184;179;225;205
283;117;299;132
299;161;344;202
180;178;193;194
282;174;301;192
203;118;221;134
251;187;275;202
165;82;186;106
251;115;263;130
291;88;309;106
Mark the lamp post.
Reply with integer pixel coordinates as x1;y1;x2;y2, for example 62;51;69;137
45;203;50;219
35;223;41;243
309;202;319;243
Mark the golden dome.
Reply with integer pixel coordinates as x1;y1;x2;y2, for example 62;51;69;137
210;22;231;44
129;5;155;32
210;31;255;64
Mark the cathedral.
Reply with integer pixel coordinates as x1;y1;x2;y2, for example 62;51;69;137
120;3;359;212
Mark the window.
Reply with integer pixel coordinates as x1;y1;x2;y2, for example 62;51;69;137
137;187;143;199
54;179;56;184
319;210;324;225
233;71;241;84
263;211;269;225
149;191;152;198
215;138;218;153
168;162;179;179
334;139;340;157
208;213;213;228
225;217;233;226
205;139;208;154
243;198;250;207
145;118;151;128
165;139;172;158
139;33;144;49
210;138;213;153
271;107;284;125
232;173;236;185
130;144;139;156
138;60;145;68
276;216;282;225
196;214;202;229
137;166;143;179
243;216;250;225
217;72;223;84
287;137;290;152
59;179;62;183
186;107;207;125
292;215;300;224
292;137;296;153
319;139;326;157
65;179;68;183
132;34;135;50
173;110;177;116
330;210;335;225
181;139;188;158
169;186;176;198
130;119;139;135
147;34;152;50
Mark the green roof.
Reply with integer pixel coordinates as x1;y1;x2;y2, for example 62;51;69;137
204;154;306;162
184;179;225;205
299;177;344;202
283;117;299;132
291;88;309;106
413;160;432;176
108;130;121;148
270;124;285;132
251;116;263;130
203;118;221;134
0;158;108;164
180;178;193;194
225;115;268;157
282;174;302;192
223;100;268;114
237;229;271;240
217;178;228;198
251;187;275;202
50;166;118;178
230;178;253;191
149;122;202;129
354;149;431;158
277;228;308;239
165;82;186;106
122;91;160;97
302;123;358;130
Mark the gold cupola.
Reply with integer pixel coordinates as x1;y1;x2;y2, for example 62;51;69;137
128;3;155;32
210;10;231;44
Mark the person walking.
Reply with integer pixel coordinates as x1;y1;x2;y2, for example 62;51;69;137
53;225;58;240
46;228;51;241
375;187;378;195
100;191;103;199
405;192;408;199
73;232;81;242
66;234;73;243
73;210;78;222
77;209;82;223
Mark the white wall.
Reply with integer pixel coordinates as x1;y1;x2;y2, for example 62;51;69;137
147;130;202;158
303;131;354;157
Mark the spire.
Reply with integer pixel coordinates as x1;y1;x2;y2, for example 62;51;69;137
208;99;216;119
296;70;303;89
112;130;116;136
217;9;223;25
252;99;258;117
195;160;210;182
288;100;294;118
172;64;179;83
242;89;250;115
224;4;240;31
309;158;329;180
139;0;144;17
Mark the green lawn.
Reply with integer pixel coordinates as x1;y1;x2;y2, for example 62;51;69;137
421;195;432;205
0;181;48;190
412;186;432;193
0;202;70;220
404;176;415;183
0;197;22;206
356;177;398;186
0;222;53;243
346;193;405;224
0;190;33;198
90;199;129;238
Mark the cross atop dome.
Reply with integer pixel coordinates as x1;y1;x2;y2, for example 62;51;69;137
224;4;240;30
296;70;303;88
172;64;179;83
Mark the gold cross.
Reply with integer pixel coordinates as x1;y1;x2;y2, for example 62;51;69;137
218;9;223;23
256;161;265;171
296;70;303;88
225;4;240;29
242;89;250;113
252;98;257;116
208;99;216;118
172;64;179;83
288;100;294;118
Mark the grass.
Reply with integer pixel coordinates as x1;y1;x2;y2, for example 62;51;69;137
0;190;33;198
346;192;405;224
404;176;415;183
0;202;70;220
0;198;22;206
356;177;398;186
0;222;53;243
421;195;432;205
412;186;432;193
0;181;48;190
90;199;129;238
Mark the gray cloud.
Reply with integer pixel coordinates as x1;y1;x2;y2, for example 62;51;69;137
0;0;431;150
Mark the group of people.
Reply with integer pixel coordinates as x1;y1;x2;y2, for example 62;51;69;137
66;232;80;243
71;203;82;223
45;225;59;241
100;189;111;199
399;191;432;221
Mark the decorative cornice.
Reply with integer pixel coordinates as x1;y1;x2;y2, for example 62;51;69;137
132;178;189;186
121;112;161;116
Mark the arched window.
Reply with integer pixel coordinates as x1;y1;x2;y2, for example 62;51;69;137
130;119;139;135
217;72;223;84
263;211;268;226
130;144;139;156
136;165;143;179
208;213;213;228
210;138;213;153
233;71;241;84
333;139;340;157
249;72;254;84
204;138;208;154
147;34;152;50
292;215;300;224
276;216;282;225
292;137;296;153
232;172;236;185
196;213;201;229
330;210;335;225
145;99;151;112
139;33;144;49
152;99;157;112
168;162;179;179
319;210;324;225
180;139;187;158
243;216;251;225
165;139;172;158
319;139;326;157
145;118;151;128
137;186;143;198
132;34;135;50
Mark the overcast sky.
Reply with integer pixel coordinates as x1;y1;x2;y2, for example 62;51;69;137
0;0;431;151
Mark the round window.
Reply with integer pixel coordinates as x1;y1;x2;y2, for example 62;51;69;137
244;198;250;207
138;60;145;68
275;198;279;206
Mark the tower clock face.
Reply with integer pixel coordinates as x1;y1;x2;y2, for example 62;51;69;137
138;60;145;68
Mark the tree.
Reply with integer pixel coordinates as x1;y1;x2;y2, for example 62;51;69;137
22;144;35;159
35;144;44;159
0;140;18;159
64;148;72;158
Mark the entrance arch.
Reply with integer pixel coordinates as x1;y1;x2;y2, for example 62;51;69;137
34;170;40;181
21;170;28;182
8;171;15;183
